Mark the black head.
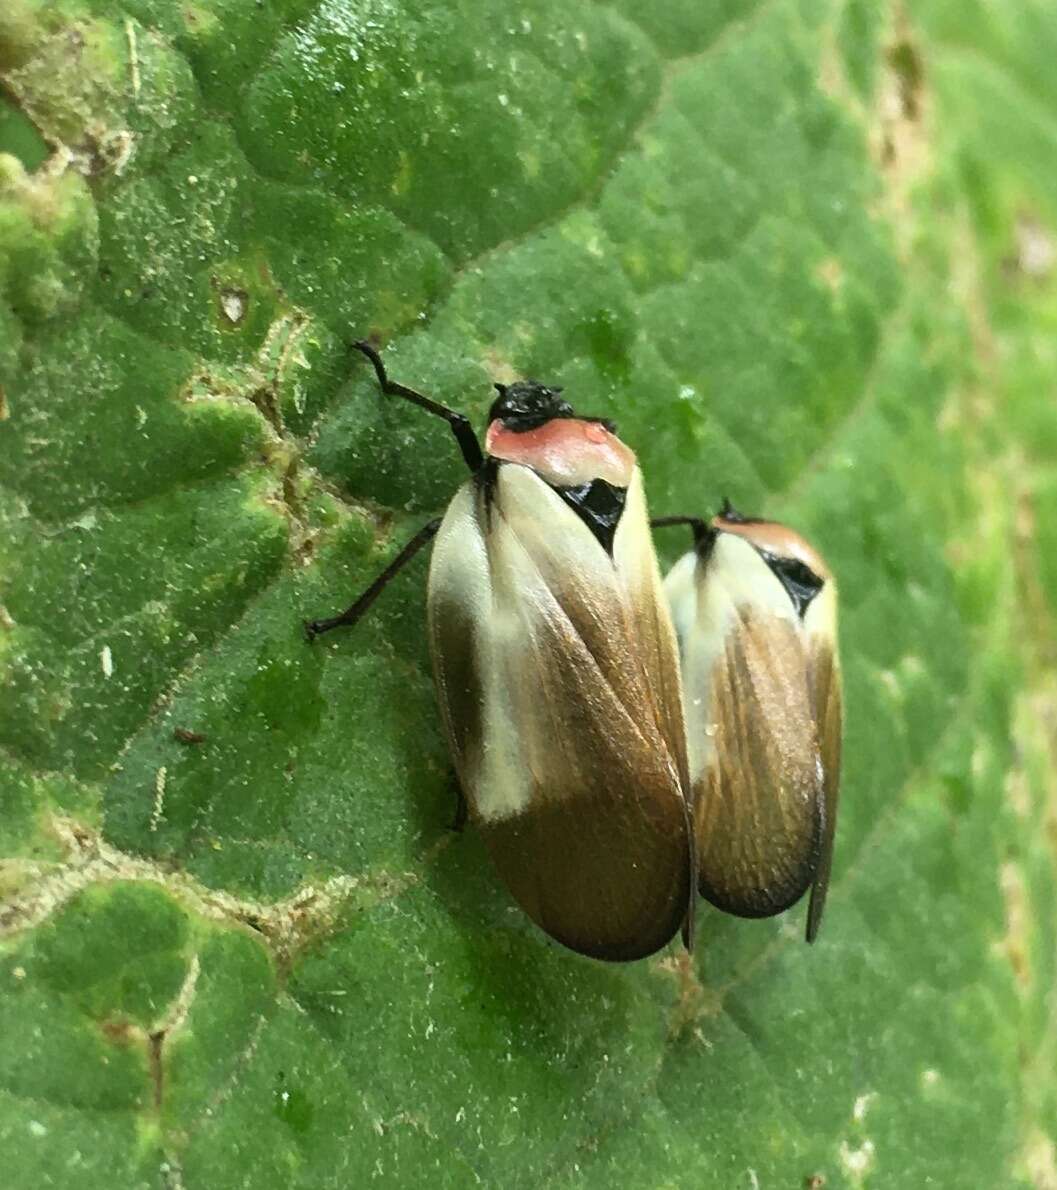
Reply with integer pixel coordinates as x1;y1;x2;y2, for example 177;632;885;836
488;381;574;433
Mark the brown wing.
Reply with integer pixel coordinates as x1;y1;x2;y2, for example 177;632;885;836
481;598;693;961
613;472;694;805
428;468;692;961
693;610;824;917
804;644;843;942
613;473;696;950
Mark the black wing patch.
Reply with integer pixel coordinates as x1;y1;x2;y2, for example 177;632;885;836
479;462;627;555
556;479;628;555
760;551;825;619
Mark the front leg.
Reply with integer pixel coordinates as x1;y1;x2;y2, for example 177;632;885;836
305;518;442;640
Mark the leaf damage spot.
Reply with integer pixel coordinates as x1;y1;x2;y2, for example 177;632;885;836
886;36;924;124
124;18;141;100
181;309;313;442
99;1016;140;1046
1005;757;1032;821
373;1108;438;1142
275;1071;316;1135
995;859;1030;990
173;726;207;745
3;18;137;177
98;127;133;180
149;765;167;832
481;346;519;386
1022;1129;1057;1190
218;286;249;327
839;1139;876;1182
815;257;844;295
148;951;201;1108
654;948;714;1036
159;1156;185;1190
852;1091;877;1122
0;814;445;977
89;950;202;1110
870;7;931;230
1005;214;1057;281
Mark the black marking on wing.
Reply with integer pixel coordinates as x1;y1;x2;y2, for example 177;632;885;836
760;551;825;619
554;479;628;555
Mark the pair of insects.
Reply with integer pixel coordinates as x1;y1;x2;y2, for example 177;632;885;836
307;343;841;962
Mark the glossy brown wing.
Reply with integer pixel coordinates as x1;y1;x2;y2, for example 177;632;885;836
428;467;693;961
613;475;694;807
481;601;693;960
611;473;696;949
805;644;843;942
693;610;824;917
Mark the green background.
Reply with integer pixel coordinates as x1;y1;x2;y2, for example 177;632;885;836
2;0;1056;1185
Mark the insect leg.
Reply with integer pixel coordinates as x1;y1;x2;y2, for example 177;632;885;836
650;515;710;544
449;780;469;833
305;517;442;641
680;903;695;954
354;340;484;473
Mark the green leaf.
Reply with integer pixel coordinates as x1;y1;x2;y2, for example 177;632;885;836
2;0;1056;1185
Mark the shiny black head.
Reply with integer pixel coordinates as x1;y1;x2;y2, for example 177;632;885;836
488;381;574;433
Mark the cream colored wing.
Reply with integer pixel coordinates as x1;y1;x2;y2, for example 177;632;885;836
667;533;824;917
428;463;692;961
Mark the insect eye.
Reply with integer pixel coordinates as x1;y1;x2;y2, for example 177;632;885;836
761;553;824;618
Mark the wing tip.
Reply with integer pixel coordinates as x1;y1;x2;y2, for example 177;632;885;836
804;875;829;943
680;906;695;955
698;875;813;921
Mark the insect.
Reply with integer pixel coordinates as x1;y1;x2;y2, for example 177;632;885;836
307;342;695;961
654;502;842;941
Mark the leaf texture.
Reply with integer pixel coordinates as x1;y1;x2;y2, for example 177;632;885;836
1;1;1056;1185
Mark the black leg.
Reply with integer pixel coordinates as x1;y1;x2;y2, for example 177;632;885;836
681;902;695;954
354;340;484;473
650;515;711;549
681;815;697;954
449;780;468;833
305;518;442;641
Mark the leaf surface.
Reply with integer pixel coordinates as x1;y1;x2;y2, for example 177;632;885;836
2;1;1056;1185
